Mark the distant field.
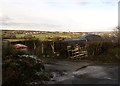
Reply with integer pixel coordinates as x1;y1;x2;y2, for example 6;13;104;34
15;34;25;39
6;32;83;41
32;33;82;41
2;30;116;41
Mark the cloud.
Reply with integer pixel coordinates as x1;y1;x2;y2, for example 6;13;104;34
75;0;119;5
0;0;118;32
101;0;119;4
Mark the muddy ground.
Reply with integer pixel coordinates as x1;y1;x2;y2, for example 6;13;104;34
42;59;119;84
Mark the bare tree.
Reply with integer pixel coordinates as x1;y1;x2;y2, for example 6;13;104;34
116;27;120;37
114;27;120;44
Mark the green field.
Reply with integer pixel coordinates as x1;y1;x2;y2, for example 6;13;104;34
3;31;83;41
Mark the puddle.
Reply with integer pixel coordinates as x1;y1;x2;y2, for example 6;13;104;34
44;69;70;84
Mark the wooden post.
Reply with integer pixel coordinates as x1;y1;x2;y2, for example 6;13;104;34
51;41;55;54
34;42;36;50
33;42;36;55
53;41;54;53
42;42;44;54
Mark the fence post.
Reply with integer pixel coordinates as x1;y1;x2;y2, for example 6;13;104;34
51;41;55;54
42;42;44;54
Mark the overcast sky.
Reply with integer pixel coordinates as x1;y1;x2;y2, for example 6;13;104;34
0;0;119;32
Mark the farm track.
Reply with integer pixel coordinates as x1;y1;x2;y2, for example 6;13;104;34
43;59;119;84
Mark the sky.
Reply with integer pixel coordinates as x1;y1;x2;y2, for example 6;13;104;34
0;0;119;32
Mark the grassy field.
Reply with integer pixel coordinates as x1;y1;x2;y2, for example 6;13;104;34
11;32;83;41
33;33;82;41
3;30;117;41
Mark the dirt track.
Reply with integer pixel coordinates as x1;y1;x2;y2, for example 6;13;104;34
43;59;119;84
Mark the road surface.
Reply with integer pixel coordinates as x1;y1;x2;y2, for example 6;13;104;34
44;59;119;84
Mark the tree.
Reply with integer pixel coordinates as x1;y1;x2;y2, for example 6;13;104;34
115;27;120;43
